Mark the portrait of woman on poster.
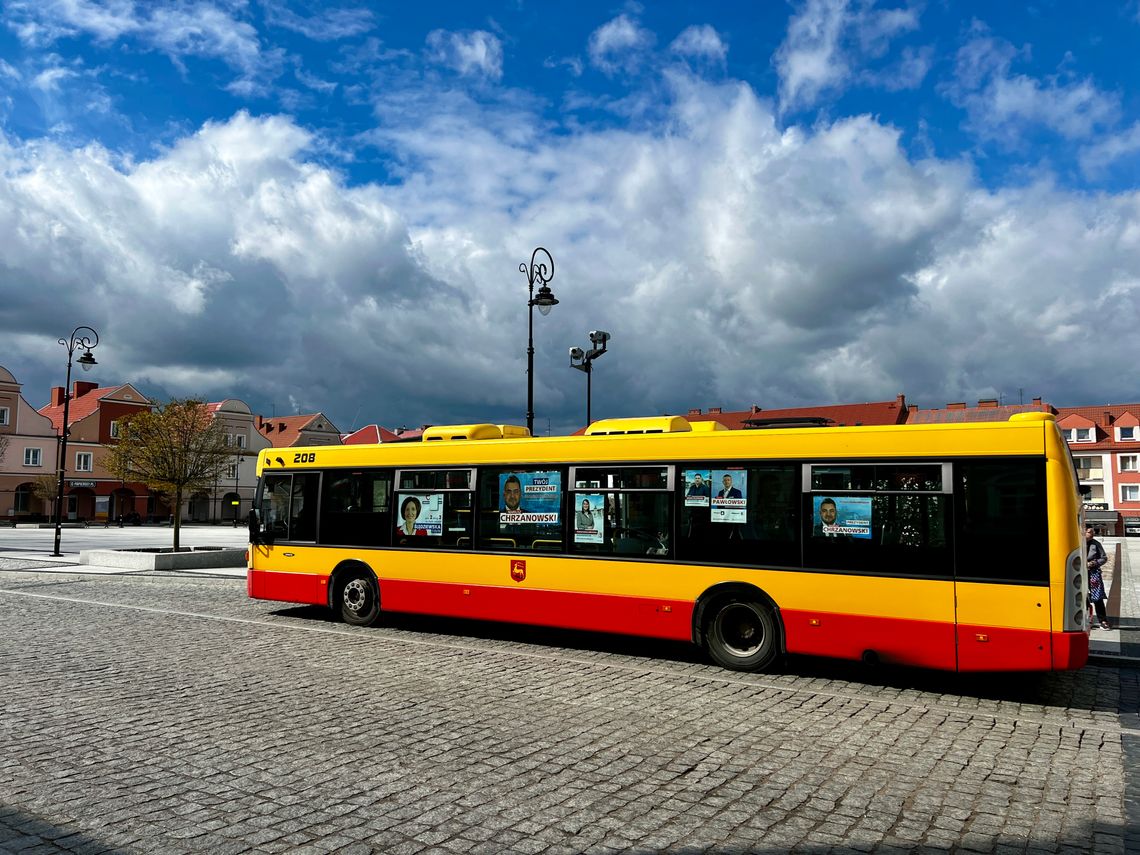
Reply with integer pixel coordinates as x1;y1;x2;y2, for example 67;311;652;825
398;496;427;537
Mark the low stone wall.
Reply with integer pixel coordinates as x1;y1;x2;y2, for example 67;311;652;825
78;548;247;571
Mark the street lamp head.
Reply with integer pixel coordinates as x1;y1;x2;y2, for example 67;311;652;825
533;284;558;316
78;350;97;371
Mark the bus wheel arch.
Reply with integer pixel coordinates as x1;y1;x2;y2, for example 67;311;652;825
330;561;381;626
694;583;783;672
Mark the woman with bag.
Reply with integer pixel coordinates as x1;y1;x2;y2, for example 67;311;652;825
1086;526;1110;630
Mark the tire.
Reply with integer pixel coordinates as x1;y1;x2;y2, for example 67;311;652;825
704;598;780;672
338;568;380;626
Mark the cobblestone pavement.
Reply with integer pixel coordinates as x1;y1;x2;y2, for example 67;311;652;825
0;573;1137;855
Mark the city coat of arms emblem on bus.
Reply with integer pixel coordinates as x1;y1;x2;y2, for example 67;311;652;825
510;560;526;582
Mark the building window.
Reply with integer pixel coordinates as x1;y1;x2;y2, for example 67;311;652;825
1122;485;1140;503
0;407;9;426
110;420;120;438
1119;426;1136;441
76;452;93;472
226;464;238;479
237;434;247;448
1121;455;1139;473
24;448;42;466
224;433;233;447
1074;428;1093;442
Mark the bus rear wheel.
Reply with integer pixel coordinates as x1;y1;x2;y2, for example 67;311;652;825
339;569;380;626
705;598;780;672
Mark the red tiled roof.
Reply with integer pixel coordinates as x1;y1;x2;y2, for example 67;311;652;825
688;398;909;429
907;403;1053;424
1055;404;1140;453
39;386;118;432
256;414;320;447
342;425;405;444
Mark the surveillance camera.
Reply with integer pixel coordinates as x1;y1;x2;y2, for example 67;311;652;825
569;346;585;360
589;330;611;344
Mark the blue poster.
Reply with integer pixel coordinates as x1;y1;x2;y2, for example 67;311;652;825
812;495;872;539
499;471;562;524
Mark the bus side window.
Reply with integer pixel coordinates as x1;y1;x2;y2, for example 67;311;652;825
476;467;565;552
319;469;392;547
288;473;321;542
677;464;799;567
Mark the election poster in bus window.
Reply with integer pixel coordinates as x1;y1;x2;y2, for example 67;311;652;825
812;495;872;539
396;492;443;536
574;494;604;544
683;469;711;507
500;471;561;524
710;469;747;523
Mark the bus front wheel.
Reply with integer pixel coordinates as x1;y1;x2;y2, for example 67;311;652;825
704;598;780;672
339;569;380;626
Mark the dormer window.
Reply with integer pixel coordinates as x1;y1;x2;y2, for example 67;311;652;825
1118;426;1136;441
1072;428;1093;442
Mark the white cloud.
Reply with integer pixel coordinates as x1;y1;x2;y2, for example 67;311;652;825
262;2;373;41
425;30;503;81
946;27;1119;145
3;74;1140;432
774;0;922;113
1079;121;1140;177
669;25;727;64
5;0;271;82
588;14;655;75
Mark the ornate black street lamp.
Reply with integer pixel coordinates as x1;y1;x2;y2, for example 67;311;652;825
52;326;99;557
232;451;241;527
569;330;610;427
520;247;558;435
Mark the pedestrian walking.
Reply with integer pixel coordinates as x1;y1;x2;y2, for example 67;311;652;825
1085;526;1110;630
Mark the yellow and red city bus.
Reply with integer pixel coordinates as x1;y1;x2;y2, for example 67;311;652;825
246;412;1089;672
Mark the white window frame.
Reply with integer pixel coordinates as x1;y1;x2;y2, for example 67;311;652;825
1074;427;1093;442
226;464;239;479
76;452;93;472
0;407;9;426
24;448;42;466
110;420;120;438
237;434;247;448
1120;455;1139;473
1122;484;1140;503
1118;426;1137;441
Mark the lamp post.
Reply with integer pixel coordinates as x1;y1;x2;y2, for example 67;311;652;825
52;326;99;557
569;330;610;427
232;451;241;527
520;247;558;435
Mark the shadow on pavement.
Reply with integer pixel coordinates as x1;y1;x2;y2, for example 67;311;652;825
269;605;1140;715
0;805;127;854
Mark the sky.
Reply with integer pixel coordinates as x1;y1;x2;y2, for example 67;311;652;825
1;0;1139;436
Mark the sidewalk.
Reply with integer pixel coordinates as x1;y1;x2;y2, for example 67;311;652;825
0;525;247;578
1087;535;1140;665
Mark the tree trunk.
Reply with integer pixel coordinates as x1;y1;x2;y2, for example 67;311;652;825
173;487;182;551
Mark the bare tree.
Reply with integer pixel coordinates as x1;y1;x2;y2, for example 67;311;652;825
104;399;230;550
31;473;60;521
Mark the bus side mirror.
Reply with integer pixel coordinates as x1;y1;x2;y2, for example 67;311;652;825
248;509;262;544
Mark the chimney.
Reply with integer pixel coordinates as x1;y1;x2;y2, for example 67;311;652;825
947;402;966;410
688;408;702;416
1032;397;1042;406
50;386;65;407
708;407;722;414
978;399;999;409
1104;411;1113;425
895;393;906;409
72;381;98;399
